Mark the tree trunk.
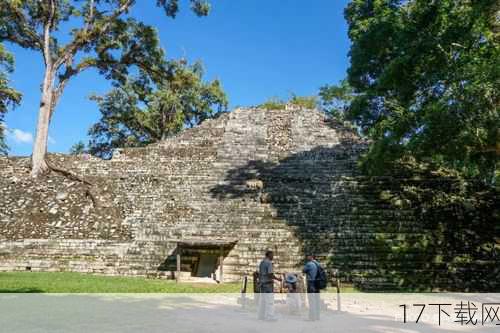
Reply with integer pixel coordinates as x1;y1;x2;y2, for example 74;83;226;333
31;66;54;178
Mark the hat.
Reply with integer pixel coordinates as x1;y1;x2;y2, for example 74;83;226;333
285;273;297;284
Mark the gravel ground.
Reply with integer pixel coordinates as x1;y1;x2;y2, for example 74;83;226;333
1;293;499;332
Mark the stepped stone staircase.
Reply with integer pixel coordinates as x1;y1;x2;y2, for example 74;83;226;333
1;107;431;288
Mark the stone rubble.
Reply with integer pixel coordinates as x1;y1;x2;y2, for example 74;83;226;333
0;107;415;286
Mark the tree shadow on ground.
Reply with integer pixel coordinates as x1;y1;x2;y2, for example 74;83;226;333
0;293;468;332
0;288;44;293
209;143;499;291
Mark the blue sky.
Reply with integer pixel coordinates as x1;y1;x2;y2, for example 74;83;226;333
4;0;351;156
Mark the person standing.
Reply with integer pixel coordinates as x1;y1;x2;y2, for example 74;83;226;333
285;273;302;315
257;250;282;321
303;254;321;320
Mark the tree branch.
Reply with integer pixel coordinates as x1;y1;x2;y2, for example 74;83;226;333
54;0;135;70
42;0;56;66
7;5;43;50
52;58;98;113
100;0;136;31
83;0;96;34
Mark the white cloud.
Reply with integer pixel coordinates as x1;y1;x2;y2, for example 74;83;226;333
3;124;55;146
10;128;34;144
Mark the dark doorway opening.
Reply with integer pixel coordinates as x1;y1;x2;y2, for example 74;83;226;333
196;254;218;277
158;239;237;283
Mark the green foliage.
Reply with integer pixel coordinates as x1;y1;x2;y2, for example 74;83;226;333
0;1;211;84
0;272;240;293
319;80;354;122
69;141;86;155
88;60;228;159
0;0;212;160
326;1;499;290
258;97;286;111
344;0;500;183
369;160;499;291
0;43;21;156
258;94;318;110
289;95;318;109
328;159;499;292
157;0;211;17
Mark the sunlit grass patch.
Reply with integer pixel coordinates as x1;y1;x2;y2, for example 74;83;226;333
0;272;241;293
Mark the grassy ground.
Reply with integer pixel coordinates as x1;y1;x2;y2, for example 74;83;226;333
0;272;241;293
325;285;358;293
0;272;361;293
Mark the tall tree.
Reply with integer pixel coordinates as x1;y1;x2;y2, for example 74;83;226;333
319;79;354;122
344;0;499;182
0;0;211;177
88;60;227;159
0;43;21;155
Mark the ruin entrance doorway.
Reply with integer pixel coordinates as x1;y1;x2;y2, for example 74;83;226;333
196;254;218;277
165;239;237;283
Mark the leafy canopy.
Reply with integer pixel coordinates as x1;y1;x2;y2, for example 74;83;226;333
344;0;499;182
0;43;21;155
0;0;211;165
0;0;211;88
319;79;355;122
88;60;227;159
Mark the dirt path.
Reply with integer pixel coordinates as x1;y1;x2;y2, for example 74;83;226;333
1;293;498;332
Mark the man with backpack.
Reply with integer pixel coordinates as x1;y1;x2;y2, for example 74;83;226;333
303;254;326;320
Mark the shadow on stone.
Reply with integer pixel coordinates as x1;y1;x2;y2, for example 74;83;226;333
209;143;499;291
358;166;499;292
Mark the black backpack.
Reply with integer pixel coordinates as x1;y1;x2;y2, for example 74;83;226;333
314;261;328;290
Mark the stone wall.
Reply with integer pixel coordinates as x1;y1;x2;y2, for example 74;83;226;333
1;107;419;285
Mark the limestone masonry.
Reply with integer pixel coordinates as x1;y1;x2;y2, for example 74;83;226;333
0;107;414;285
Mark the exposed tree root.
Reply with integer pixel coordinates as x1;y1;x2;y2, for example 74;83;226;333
45;158;99;208
45;158;93;185
85;188;98;208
